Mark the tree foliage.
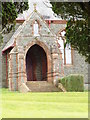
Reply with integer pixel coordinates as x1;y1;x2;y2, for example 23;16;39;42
51;2;90;63
2;2;29;32
0;32;3;45
0;2;29;46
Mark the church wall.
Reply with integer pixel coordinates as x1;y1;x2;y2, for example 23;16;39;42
0;46;2;88
64;50;88;90
50;23;88;90
1;23;22;88
2;49;12;88
50;24;66;35
8;47;18;91
2;53;7;87
17;46;27;89
2;53;7;88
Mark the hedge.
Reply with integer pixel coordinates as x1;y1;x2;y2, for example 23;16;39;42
59;74;84;92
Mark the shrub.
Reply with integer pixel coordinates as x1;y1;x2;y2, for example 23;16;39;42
59;74;84;92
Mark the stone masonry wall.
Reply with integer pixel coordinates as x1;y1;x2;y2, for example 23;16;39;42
2;53;6;87
2;23;22;88
64;50;88;90
50;24;66;34
9;47;18;91
0;46;2;88
2;49;11;88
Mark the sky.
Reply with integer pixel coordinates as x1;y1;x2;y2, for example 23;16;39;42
16;0;61;20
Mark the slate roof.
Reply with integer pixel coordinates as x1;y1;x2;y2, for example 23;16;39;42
2;25;22;53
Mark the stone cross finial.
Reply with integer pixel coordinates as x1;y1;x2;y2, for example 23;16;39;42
33;3;37;12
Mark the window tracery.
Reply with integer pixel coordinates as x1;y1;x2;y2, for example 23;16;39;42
58;30;73;65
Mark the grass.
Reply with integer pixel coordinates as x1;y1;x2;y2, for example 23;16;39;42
0;88;88;118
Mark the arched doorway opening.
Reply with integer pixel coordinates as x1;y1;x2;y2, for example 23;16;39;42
26;44;47;81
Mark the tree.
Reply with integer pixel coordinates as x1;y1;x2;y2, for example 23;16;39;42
2;2;29;32
0;2;29;46
51;2;90;63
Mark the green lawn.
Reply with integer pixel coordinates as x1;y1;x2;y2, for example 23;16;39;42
0;89;88;118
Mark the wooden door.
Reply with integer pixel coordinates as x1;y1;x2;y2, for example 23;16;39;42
26;45;47;81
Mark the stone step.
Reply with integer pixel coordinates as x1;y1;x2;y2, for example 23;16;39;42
26;81;62;92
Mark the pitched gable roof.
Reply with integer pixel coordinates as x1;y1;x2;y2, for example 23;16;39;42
2;10;55;53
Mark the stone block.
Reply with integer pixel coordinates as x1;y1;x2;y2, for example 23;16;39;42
19;83;30;93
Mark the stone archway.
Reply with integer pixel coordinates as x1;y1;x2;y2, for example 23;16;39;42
26;44;47;81
25;41;52;82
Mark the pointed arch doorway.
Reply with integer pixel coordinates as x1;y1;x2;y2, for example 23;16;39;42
26;44;47;81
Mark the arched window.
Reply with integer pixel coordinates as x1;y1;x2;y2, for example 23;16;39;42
58;30;72;65
33;20;39;36
58;37;64;64
65;43;72;64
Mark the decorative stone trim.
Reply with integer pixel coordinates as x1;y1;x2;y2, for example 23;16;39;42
31;19;42;35
25;40;52;83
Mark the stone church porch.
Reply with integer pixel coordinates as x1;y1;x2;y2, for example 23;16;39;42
1;5;88;92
